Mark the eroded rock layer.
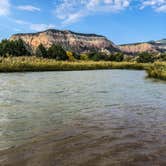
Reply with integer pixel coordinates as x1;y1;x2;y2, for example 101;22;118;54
10;29;119;54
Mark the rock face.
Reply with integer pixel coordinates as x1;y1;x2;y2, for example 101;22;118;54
119;39;166;54
154;39;166;52
10;29;119;54
119;43;158;54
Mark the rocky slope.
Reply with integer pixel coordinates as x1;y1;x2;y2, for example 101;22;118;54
119;39;166;54
10;29;119;54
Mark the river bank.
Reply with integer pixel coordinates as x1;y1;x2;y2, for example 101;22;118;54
0;56;149;72
0;56;166;80
147;62;166;80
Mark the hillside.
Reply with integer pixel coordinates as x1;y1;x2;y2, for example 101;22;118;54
119;39;166;54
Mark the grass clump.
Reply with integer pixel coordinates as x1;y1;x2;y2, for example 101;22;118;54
147;62;166;80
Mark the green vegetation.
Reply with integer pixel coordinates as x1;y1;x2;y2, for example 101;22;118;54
0;39;68;61
146;62;166;80
0;39;166;81
36;44;48;58
47;44;68;60
159;53;166;61
136;52;155;63
0;56;150;72
0;39;30;57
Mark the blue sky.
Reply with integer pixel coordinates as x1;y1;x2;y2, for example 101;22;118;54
0;0;165;44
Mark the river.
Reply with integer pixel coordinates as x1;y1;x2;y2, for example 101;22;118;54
0;70;166;165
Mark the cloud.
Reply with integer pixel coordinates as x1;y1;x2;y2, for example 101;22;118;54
17;5;41;12
14;19;28;25
14;19;55;31
141;0;166;12
156;4;166;12
0;0;10;16
30;24;55;31
54;0;131;25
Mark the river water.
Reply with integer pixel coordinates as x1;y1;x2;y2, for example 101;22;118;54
0;70;166;165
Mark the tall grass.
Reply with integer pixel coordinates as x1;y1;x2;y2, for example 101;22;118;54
0;56;150;72
146;62;166;80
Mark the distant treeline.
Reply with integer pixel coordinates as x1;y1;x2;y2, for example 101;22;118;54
0;39;166;63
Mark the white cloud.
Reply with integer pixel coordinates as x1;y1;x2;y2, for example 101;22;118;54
30;24;55;31
0;0;10;16
17;5;41;12
156;4;166;12
141;0;166;12
54;0;131;25
14;19;28;25
14;19;55;31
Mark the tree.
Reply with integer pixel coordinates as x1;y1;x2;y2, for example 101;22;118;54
66;51;76;61
137;52;155;63
160;53;166;61
36;44;47;58
48;44;68;60
14;39;30;56
87;52;109;61
0;39;30;57
108;53;124;62
114;53;124;62
88;52;101;61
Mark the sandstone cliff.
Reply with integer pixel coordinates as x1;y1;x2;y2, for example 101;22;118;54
10;29;119;54
119;39;166;54
119;43;159;54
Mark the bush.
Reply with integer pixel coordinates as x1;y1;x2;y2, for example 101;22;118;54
73;52;80;60
36;44;47;58
80;54;89;61
48;44;68;60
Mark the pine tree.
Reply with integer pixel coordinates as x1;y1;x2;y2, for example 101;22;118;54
48;44;68;60
36;44;47;58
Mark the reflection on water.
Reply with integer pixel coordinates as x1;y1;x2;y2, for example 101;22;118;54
0;70;166;165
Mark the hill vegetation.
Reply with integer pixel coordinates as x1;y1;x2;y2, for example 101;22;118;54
1;39;166;63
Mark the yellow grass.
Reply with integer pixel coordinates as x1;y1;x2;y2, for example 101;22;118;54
147;62;166;80
0;56;150;72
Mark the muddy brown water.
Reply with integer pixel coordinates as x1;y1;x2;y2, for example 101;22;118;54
0;70;166;165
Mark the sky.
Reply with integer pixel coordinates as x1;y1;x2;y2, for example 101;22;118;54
0;0;165;44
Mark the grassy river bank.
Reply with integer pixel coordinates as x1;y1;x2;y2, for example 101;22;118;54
0;56;166;80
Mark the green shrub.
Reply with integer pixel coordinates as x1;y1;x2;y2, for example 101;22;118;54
80;54;89;60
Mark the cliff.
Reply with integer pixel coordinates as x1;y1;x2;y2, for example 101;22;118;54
119;39;166;54
10;29;119;54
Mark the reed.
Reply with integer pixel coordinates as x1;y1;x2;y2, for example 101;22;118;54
0;56;151;72
146;62;166;80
